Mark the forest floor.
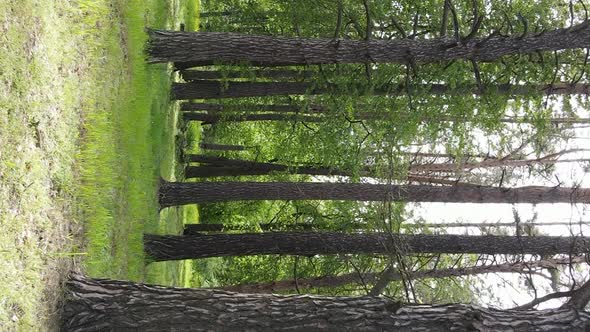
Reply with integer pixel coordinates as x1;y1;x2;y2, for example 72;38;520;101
0;0;199;330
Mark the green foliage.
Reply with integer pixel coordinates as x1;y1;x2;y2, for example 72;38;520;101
187;0;590;303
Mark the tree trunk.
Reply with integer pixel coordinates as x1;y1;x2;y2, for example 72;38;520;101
183;223;314;234
158;180;590;207
183;221;589;235
410;149;589;173
143;232;590;261
181;102;327;113
148;22;590;65
183;112;323;124
368;256;585;296
181;102;590;125
181;69;313;80
221;256;581;294
61;274;590;331
184;162;354;178
172;80;316;99
171;80;590;100
198;142;246;151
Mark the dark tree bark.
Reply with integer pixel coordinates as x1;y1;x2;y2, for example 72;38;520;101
148;22;590;65
158;180;590;207
221;257;580;294
198;142;246;151
181;69;313;80
171;80;590;100
61;274;590;331
144;232;590;261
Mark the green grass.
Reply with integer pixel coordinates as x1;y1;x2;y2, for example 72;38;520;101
79;0;202;286
0;0;121;329
1;0;200;330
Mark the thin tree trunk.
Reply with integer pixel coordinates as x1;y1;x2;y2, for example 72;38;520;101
148;22;590;65
368;256;585;296
199;11;234;18
185;162;355;178
183;112;323;124
183;221;589;235
183;223;313;234
406;175;478;186
181;69;313;80
61;274;590;331
144;232;590;261
181;102;327;113
185;154;379;179
172;80;316;99
181;103;590;125
171;80;590;100
411;221;590;228
221;256;582;294
158;180;590;207
198;142;246;151
411;149;589;172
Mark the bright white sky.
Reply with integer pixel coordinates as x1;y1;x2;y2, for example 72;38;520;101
409;108;590;309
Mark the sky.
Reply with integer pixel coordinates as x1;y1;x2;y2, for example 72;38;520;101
408;105;590;309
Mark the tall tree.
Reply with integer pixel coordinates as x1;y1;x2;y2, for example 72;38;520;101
143;232;590;261
158;181;590;207
181;69;313;80
221;256;581;294
148;21;590;65
62;274;590;331
199;142;246;151
184;155;362;178
171;80;590;99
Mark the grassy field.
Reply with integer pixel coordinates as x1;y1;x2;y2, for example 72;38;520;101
0;0;200;330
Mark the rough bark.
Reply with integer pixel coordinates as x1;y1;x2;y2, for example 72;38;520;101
148;22;590;65
158;180;590;207
61;274;590;331
143;232;590;261
221;257;582;294
181;69;313;80
171;80;590;100
198;142;246;151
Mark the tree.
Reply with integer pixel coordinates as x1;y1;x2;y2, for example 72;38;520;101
61;274;590;331
184;155;362;178
158;180;590;207
181;69;313;80
199;142;246;151
171;80;590;100
183;222;315;234
143;232;590;261
220;256;582;294
181;102;590;127
410;149;589;173
148;22;590;65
